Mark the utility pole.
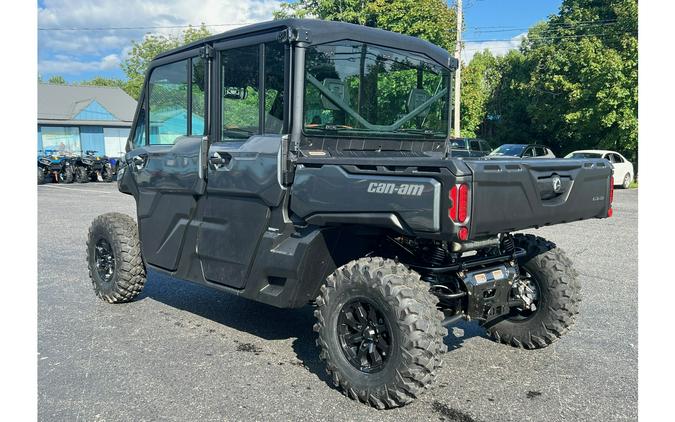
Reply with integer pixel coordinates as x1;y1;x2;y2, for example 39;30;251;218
453;0;462;138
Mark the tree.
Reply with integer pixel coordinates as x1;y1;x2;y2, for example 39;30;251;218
121;24;212;100
79;77;126;89
465;0;637;163
48;75;66;85
275;0;456;50
459;50;500;137
519;0;638;160
485;49;538;145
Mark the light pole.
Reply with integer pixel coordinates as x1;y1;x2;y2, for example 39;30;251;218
453;0;462;138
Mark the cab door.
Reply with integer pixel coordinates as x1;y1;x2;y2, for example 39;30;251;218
123;49;210;272
194;38;289;289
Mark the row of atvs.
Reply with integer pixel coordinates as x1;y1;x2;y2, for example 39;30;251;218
37;150;119;184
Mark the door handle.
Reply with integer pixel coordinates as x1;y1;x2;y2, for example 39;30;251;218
209;152;231;168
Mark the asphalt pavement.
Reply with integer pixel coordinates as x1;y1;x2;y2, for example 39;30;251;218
38;182;638;421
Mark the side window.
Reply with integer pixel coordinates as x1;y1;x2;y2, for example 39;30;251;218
606;154;616;163
469;140;480;151
264;43;286;134
535;146;546;156
613;154;624;163
132;107;146;148
522;147;534;157
480;141;490;152
221;45;260;140
149;60;189;145
191;57;206;135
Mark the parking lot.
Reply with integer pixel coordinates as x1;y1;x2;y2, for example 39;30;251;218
38;182;637;421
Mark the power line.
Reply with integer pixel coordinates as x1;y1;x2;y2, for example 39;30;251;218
38;22;251;31
38;18;624;33
464;30;636;44
465;19;619;30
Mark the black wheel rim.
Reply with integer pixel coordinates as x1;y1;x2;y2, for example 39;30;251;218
95;238;115;283
337;298;392;373
508;268;541;321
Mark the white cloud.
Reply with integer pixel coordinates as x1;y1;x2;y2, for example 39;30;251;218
39;53;122;74
38;0;281;75
462;32;527;63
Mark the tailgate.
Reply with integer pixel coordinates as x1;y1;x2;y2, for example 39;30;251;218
464;158;612;236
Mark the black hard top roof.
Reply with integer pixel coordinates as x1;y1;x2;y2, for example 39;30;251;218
154;18;456;69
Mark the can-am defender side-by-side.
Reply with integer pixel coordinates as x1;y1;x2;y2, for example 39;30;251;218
86;19;612;409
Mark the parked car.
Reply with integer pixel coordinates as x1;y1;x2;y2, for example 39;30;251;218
565;150;634;188
447;138;492;157
85;19;613;410
488;144;556;159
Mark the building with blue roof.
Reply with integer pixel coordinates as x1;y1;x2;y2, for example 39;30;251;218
38;83;137;158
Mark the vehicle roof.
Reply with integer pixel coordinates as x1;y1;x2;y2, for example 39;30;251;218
154;18;455;68
499;144;549;148
569;149;621;155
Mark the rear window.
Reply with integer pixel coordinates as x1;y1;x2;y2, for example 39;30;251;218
449;139;467;149
490;144;526;156
567;152;603;159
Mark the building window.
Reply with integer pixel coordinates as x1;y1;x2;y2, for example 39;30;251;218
41;126;81;155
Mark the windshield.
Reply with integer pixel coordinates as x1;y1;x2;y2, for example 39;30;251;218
489;144;526;156
303;41;451;139
565;152;603;159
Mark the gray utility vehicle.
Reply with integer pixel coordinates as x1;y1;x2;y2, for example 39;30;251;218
87;19;614;409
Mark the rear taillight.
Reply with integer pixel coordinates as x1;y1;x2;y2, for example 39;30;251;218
458;226;469;241
608;176;614;217
449;183;469;224
449;183;470;240
609;176;614;204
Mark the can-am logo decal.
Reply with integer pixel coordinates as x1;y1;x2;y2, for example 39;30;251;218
367;182;425;196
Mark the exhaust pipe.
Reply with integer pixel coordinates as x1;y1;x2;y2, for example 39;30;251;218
450;237;500;252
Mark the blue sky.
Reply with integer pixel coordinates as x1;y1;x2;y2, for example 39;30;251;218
38;0;562;83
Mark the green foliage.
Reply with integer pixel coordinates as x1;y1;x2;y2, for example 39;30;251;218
48;75;66;85
521;0;638;161
463;0;637;163
275;0;456;50
79;77;126;89
121;24;213;100
459;50;500;137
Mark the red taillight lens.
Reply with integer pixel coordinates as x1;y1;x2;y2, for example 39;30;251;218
609;176;614;204
458;226;469;240
448;183;469;223
458;184;469;222
608;176;614;217
449;185;458;221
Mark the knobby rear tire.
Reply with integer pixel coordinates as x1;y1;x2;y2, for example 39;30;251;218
484;234;580;349
314;257;447;409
